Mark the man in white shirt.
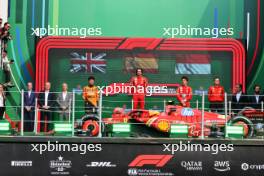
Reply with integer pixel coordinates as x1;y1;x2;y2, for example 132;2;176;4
236;91;241;102
249;85;263;109
57;83;72;121
1;50;14;87
232;84;248;114
24;82;36;132
38;82;55;132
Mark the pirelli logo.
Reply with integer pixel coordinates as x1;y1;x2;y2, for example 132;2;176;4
11;161;32;167
128;155;173;167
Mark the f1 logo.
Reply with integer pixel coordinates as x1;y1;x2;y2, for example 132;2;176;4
129;155;173;167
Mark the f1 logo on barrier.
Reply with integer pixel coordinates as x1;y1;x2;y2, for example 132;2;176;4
128;155;173;167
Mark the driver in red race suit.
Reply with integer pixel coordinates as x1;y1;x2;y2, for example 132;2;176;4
130;68;148;110
176;76;193;107
208;77;225;112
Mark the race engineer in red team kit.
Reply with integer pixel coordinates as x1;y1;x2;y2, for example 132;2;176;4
208;77;225;112
176;76;193;107
130;68;148;110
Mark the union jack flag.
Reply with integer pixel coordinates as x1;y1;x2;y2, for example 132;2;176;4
70;52;106;73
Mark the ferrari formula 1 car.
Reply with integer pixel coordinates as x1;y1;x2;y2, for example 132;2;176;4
102;105;255;138
237;107;264;136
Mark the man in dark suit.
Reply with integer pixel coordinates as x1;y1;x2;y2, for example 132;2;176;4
232;84;248;114
38;82;56;132
24;82;36;132
248;85;264;110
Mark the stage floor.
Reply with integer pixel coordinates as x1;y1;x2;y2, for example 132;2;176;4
0;136;264;175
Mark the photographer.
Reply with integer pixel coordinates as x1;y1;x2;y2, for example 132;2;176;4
0;22;12;50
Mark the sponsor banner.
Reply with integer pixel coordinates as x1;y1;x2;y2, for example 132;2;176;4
11;161;32;167
50;156;72;175
214;161;230;172
0;141;263;175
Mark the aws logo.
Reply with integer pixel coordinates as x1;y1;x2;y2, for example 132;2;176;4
214;161;230;172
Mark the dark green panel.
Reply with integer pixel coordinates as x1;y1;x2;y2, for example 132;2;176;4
15;0;23;23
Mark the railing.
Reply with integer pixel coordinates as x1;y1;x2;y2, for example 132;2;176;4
1;90;264;140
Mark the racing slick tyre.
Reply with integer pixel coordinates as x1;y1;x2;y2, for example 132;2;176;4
81;114;104;137
228;116;254;138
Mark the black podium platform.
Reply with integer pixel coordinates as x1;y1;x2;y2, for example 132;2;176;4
0;137;264;176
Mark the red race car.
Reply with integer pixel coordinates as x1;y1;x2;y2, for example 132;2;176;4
103;105;254;138
237;107;264;136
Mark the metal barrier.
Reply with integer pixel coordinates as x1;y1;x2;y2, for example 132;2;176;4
0;90;264;139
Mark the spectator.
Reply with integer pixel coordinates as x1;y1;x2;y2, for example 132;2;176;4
24;82;36;132
38;82;56;132
0;18;3;38
0;84;6;120
248;85;264;110
231;84;248;113
0;18;2;62
2;50;14;87
73;84;82;95
82;76;99;114
57;83;72;121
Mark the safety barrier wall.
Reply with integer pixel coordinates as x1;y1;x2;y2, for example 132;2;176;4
1;90;264;139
